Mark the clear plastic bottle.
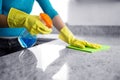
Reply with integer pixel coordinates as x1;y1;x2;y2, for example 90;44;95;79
18;29;37;48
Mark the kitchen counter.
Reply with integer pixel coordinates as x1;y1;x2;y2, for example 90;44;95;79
0;34;120;80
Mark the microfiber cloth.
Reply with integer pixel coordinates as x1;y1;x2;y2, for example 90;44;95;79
67;45;110;53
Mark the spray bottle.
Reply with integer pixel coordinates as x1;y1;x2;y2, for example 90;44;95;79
18;13;53;48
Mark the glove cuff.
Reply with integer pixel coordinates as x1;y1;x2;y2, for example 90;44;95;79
7;8;28;28
59;26;75;44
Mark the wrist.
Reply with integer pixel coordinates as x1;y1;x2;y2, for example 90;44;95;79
59;26;75;44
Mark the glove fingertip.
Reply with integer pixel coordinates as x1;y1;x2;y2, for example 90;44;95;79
93;44;102;49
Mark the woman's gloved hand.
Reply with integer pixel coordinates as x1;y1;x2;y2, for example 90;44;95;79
7;8;52;35
59;26;101;49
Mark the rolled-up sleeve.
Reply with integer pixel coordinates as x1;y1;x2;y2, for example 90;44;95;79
0;0;2;14
36;0;58;19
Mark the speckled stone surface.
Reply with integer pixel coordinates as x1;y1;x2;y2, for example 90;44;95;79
43;36;120;80
0;26;120;80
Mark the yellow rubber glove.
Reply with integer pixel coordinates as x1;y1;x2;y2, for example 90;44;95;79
7;8;52;35
59;26;101;49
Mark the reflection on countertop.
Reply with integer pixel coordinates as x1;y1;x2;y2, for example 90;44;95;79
0;33;120;80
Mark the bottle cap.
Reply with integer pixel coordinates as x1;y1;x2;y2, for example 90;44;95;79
40;13;53;28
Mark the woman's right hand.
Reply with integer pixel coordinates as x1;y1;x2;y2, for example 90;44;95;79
7;8;52;35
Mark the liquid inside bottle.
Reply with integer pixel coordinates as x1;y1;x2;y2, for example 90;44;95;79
18;29;37;48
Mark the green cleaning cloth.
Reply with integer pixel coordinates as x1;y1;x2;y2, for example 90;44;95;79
67;45;110;53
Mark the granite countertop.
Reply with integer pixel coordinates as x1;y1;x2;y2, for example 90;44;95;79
0;33;120;80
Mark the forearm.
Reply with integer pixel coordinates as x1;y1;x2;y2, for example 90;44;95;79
0;15;8;27
52;15;66;31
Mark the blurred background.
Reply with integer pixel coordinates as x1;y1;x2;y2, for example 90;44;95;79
31;0;120;25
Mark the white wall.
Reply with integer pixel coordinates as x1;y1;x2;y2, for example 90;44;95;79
67;0;120;25
31;0;120;25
